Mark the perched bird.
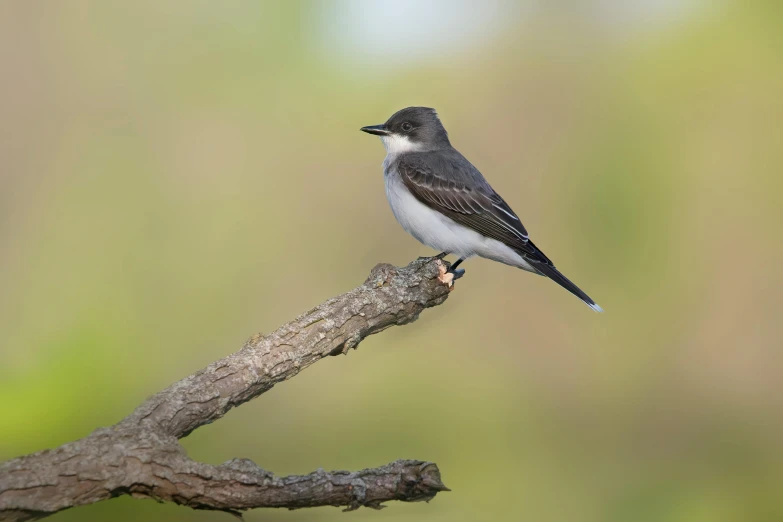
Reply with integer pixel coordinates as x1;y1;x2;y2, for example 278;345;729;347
361;106;602;312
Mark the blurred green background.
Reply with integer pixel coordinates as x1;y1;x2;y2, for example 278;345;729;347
1;1;782;521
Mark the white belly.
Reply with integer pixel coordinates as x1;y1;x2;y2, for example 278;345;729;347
384;171;536;271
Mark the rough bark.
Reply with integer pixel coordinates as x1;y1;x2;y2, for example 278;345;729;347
0;257;455;521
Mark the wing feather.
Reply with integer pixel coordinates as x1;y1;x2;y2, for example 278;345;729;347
396;153;553;266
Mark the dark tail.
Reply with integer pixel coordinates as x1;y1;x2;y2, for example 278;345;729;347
532;263;603;312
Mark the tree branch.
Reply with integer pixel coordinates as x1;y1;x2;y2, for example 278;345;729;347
0;257;455;521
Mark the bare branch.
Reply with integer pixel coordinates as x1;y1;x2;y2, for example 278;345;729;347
0;257;454;521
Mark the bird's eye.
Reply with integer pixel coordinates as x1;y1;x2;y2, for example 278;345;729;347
401;122;413;132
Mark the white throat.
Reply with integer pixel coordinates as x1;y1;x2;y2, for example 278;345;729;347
380;134;423;156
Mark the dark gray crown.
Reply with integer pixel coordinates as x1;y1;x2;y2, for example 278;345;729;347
385;107;450;148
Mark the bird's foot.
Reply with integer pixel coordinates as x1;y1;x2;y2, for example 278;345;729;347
449;268;466;280
419;252;449;264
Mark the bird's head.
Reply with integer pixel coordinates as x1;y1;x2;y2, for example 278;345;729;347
361;106;450;154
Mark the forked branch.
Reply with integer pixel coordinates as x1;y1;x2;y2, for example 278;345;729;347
0;257;455;521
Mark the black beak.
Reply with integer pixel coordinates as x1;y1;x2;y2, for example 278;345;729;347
360;124;389;136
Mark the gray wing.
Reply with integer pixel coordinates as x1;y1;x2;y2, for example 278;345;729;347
397;152;553;266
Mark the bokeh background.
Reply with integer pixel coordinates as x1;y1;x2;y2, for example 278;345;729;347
2;1;782;521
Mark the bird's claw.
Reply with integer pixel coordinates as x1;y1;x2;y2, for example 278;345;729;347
450;268;465;280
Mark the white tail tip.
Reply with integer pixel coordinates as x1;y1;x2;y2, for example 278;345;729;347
588;302;604;313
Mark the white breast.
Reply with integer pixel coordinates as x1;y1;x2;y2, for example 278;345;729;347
385;171;473;255
383;169;535;271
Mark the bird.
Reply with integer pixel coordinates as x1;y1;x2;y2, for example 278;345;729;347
361;106;602;312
